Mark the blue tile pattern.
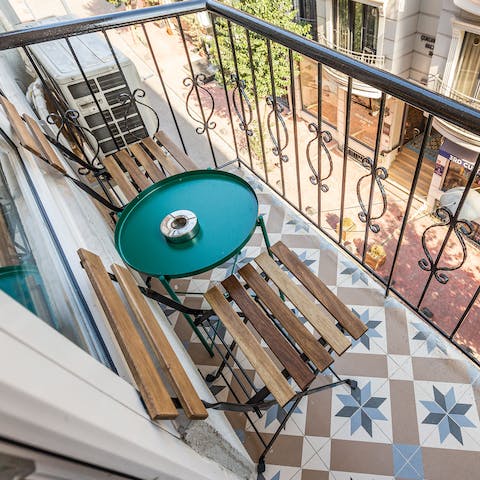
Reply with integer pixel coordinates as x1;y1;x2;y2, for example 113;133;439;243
335;381;387;436
393;444;423;479
421;386;475;444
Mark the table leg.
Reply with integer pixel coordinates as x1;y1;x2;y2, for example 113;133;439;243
159;275;214;357
257;215;271;254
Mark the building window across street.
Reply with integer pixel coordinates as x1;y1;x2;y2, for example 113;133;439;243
453;31;480;102
333;0;379;55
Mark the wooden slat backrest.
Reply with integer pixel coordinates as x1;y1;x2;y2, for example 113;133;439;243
141;137;183;176
102;155;139;202
205;285;296;407
271;242;368;339
129;143;165;183
115;149;152;191
23;114;66;174
238;264;333;372
155;130;198;172
222;275;315;390
112;263;208;420
254;252;351;356
78;248;178;420
0;97;43;157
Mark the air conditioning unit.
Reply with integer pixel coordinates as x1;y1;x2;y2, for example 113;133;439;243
21;15;157;156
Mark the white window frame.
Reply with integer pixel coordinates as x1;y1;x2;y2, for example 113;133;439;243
443;18;480;91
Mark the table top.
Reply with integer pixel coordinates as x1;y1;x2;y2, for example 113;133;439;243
114;170;259;278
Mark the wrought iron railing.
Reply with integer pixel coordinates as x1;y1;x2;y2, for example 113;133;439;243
433;75;480;111
1;0;480;365
319;34;385;67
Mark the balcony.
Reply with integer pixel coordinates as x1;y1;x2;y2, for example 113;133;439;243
431;75;480;150
319;34;384;98
0;1;480;478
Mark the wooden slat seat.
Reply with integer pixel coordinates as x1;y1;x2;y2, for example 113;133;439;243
0;97;42;158
204;286;296;407
78;248;207;420
101;132;198;204
270;242;368;339
204;241;367;409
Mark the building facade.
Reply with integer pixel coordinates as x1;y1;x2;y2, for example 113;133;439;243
298;0;480;215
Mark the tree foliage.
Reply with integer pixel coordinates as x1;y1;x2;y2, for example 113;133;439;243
210;0;310;99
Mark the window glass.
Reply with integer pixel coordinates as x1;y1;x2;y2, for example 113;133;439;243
299;56;338;126
453;32;480;100
0;152;113;369
334;0;379;54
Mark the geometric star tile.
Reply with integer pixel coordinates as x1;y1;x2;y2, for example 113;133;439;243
408;319;450;358
331;378;392;443
349;306;386;354
414;381;480;450
338;259;371;287
421;386;475;444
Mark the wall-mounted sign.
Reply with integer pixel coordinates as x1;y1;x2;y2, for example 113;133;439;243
421;34;435;43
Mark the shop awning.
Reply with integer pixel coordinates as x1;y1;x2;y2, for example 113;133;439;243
439;139;479;171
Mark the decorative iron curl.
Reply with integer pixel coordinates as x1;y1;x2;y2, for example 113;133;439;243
418;207;473;284
266;95;288;162
306;122;333;192
118;88;160;140
47;109;102;173
356;157;388;233
230;74;253;136
183;73;216;135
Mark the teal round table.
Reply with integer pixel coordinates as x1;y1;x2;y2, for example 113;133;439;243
114;170;260;354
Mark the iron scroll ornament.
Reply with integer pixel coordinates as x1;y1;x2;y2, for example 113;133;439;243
266;95;289;162
183;73;216;135
306;122;333;191
118;88;160;140
46;109;102;173
230;74;253;136
418;207;473;284
356;157;388;233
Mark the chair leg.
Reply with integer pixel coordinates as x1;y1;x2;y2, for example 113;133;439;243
257;396;302;476
206;339;237;382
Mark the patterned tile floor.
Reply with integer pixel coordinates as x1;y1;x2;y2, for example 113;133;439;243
158;170;480;480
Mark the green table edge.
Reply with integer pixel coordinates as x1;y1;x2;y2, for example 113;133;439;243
114;169;259;279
